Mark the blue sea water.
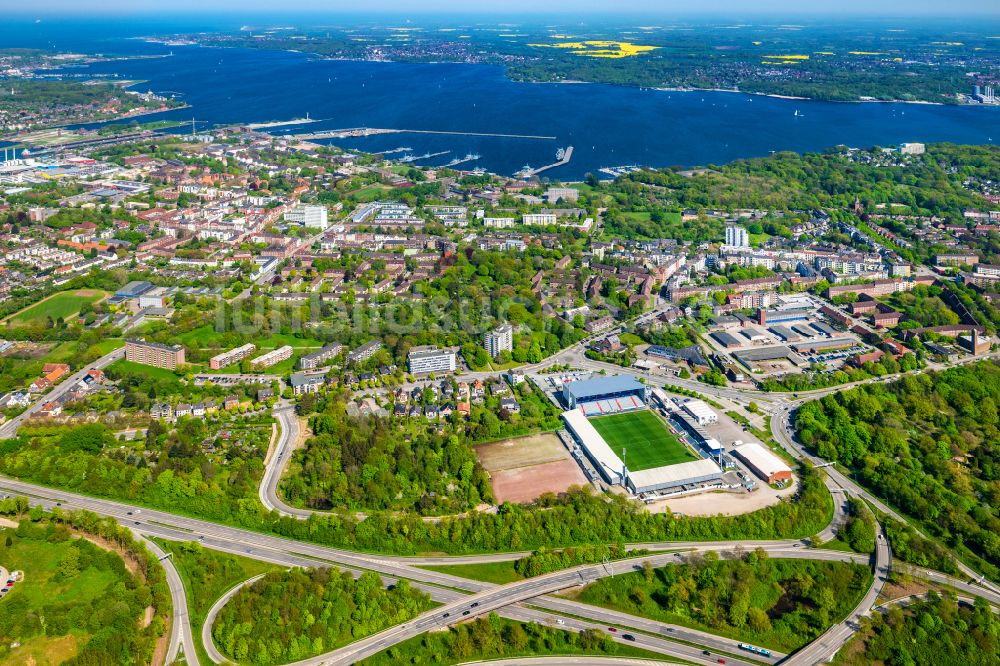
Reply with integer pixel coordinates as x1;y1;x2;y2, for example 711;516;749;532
4;15;999;179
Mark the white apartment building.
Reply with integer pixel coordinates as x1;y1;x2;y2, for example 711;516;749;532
484;323;514;359
522;213;558;226
725;225;750;248
250;345;294;370
484;217;516;229
408;346;457;374
284;205;329;229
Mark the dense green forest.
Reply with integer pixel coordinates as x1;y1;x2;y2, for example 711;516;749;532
282;404;493;514
0;418;269;525
283;382;563;515
513;542;643;578
212;568;432;665
0;500;170;665
0;430;831;553
575;549;871;652
835;594;999;666
622;143;996;215
587;143;1000;260
152;539;278;665
357;614;651;665
796;361;1000;581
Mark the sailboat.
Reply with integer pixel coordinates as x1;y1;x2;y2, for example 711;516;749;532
794;109;804;117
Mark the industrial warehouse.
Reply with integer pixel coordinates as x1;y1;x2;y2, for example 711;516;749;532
560;376;724;497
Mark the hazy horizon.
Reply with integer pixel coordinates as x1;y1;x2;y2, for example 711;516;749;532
6;0;1000;18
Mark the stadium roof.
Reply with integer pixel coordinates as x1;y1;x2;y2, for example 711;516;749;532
563;375;644;402
627;458;722;490
562;408;624;478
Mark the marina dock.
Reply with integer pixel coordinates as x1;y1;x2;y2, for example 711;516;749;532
523;146;574;177
246;117;322;130
294;127;557;141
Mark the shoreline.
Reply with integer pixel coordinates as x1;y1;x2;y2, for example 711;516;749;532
1;103;191;143
168;36;978;108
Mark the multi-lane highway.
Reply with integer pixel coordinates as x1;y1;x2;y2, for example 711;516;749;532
782;524;891;666
3;326;999;665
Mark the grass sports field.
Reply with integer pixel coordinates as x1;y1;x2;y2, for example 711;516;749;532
590;410;697;471
5;289;107;326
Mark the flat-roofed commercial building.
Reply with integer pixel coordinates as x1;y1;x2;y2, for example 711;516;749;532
289;372;326;395
250;345;293;370
126;339;185;370
210;343;256;370
681;398;718;425
408;346;457;374
734;442;793;484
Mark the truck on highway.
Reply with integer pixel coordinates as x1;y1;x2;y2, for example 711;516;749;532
738;643;772;657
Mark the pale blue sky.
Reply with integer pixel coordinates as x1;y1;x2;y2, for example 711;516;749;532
8;0;1000;15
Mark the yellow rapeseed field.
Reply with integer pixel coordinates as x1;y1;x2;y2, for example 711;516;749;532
529;40;659;58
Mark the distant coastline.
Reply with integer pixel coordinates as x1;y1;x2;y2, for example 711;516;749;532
162;34;979;108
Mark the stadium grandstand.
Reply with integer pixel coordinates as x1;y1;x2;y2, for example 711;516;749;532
562;407;626;484
561;377;724;496
561;375;649;414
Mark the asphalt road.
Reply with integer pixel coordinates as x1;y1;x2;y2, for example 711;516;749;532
3;322;998;665
781;525;891;666
0;347;124;439
770;401;1000;596
143;536;200;666
259;402;309;517
202;574;267;664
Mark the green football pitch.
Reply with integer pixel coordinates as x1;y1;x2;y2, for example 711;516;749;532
589;410;698;471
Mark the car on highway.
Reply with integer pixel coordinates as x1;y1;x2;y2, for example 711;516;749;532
622;634;635;641
442;612;450;618
462;610;470;616
471;602;479;607
607;627;617;632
